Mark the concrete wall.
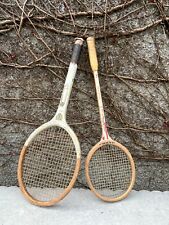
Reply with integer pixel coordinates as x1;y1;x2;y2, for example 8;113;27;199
0;0;169;190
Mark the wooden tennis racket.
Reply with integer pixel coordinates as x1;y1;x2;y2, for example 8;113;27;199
85;37;135;202
18;38;83;206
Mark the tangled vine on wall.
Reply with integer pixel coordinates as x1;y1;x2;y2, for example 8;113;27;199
0;0;169;190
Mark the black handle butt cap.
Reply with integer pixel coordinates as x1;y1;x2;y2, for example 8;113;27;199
71;38;84;64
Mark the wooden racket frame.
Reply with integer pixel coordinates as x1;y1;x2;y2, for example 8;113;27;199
17;38;83;206
85;37;136;202
86;139;135;202
18;124;81;207
18;152;80;207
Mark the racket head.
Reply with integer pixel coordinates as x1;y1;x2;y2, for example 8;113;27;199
18;120;81;206
85;139;135;202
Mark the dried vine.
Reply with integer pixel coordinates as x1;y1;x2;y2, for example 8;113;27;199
0;0;169;189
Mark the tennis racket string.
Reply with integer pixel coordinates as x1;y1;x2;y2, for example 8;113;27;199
88;144;132;198
22;126;77;201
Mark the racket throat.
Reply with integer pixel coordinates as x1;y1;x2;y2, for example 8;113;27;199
53;63;78;121
54;111;66;122
101;122;109;140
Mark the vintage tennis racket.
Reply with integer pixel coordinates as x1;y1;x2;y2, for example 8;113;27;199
18;38;83;206
85;37;135;202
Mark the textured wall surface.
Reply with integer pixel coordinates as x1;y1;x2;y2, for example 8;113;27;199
0;0;169;190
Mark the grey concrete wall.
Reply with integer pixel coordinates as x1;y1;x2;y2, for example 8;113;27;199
0;0;169;190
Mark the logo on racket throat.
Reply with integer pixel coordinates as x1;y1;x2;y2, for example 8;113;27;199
55;113;63;120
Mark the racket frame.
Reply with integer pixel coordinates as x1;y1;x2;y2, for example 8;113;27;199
86;37;136;202
18;38;83;206
85;139;135;202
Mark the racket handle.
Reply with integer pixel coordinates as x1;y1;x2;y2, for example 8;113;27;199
87;37;98;72
71;38;84;64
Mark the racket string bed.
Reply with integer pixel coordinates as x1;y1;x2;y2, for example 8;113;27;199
22;126;77;202
88;144;132;198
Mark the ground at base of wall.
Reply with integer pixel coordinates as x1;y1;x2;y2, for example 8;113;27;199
0;187;168;225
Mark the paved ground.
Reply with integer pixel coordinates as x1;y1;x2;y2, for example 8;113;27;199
0;187;169;225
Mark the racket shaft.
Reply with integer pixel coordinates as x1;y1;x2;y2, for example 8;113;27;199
93;72;108;139
87;37;108;139
55;38;83;119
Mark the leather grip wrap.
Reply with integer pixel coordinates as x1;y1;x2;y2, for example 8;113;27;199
71;38;84;64
87;37;98;72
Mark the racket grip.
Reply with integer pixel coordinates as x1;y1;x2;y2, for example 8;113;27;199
71;38;84;64
87;37;98;72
